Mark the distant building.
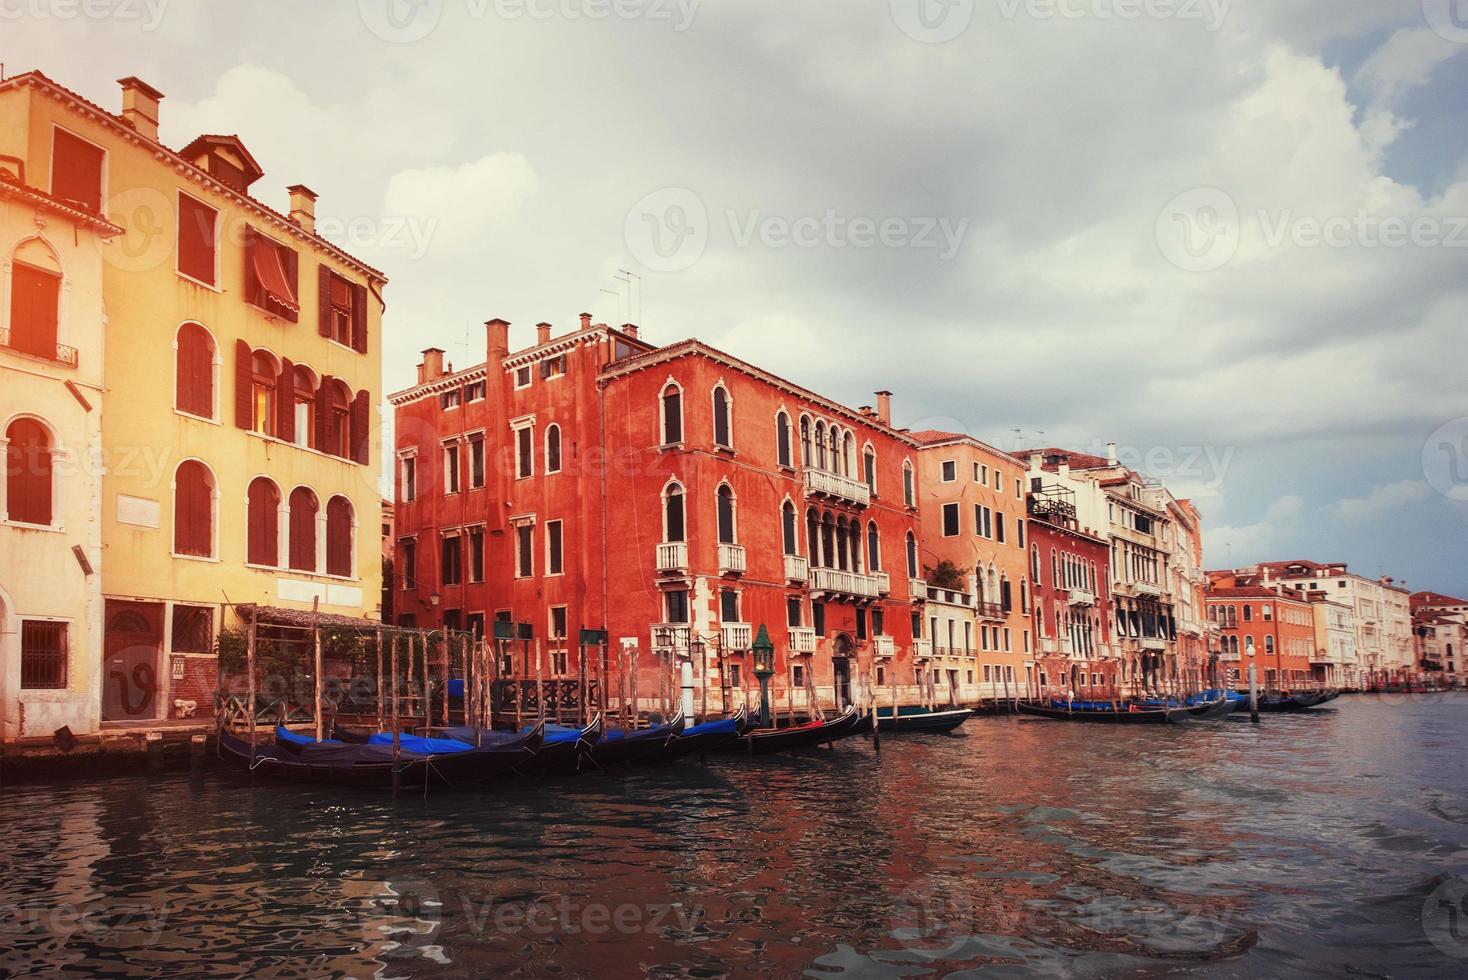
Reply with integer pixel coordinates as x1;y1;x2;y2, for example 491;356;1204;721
1411;590;1468;687
1205;571;1316;690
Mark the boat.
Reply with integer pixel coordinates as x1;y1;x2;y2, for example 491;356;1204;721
1231;690;1339;713
875;705;973;733
659;706;749;761
1016;699;1189;724
217;722;545;789
716;704;866;755
558;711;686;772
1180;695;1236;721
504;713;605;775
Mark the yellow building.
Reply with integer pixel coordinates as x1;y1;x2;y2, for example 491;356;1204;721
0;71;386;727
0;157;120;738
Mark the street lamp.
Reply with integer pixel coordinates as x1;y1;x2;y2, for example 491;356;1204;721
751;624;775;729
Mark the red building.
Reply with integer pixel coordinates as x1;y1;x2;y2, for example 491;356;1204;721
389;317;926;714
1205;572;1315;690
1025;485;1114;697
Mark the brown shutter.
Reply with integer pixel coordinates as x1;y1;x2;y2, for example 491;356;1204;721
243;226;261;308
314;376;331;453
350;282;369;353
350;389;370;464
234;339;253;429
326;498;351;577
247;479;279;566
318;265;333;337
276;357;295;444
280;246;299;323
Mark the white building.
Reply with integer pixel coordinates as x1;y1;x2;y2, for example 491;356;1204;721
1260;561;1416;687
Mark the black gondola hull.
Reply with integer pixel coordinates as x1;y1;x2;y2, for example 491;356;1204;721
1016;701;1185;724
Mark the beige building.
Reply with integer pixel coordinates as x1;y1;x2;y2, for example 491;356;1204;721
1308;596;1357;689
0;163;121;737
1260;561;1415;687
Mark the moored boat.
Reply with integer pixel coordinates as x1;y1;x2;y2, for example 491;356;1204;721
1016;699;1188;724
717;704;864;754
660;706;749;760
875;705;973;733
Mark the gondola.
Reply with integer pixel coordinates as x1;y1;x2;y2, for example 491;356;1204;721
1016;699;1188;724
1180;695;1235;721
1230;690;1339;713
716;704;864;754
555;711;686;772
659;706;749;761
217;722;545;789
875;705;973;734
505;713;605;775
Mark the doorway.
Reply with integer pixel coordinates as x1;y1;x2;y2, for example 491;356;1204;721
103;600;163;722
946;669;959;706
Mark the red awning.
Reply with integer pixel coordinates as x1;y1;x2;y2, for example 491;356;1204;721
252;240;300;318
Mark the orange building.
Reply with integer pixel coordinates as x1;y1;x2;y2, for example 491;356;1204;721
1205;572;1315;690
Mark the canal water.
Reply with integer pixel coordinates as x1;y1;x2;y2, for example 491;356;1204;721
1;695;1465;978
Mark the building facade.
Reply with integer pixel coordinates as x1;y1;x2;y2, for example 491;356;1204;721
1411;591;1468;687
1206;572;1315;690
1308;596;1357;689
0;71;386;728
1257;561;1414;687
1025;487;1114;698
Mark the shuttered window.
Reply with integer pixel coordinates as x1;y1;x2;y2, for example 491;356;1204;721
288;487;318;571
50;129;104;211
247;477;280;566
244;226;300;321
175;322;214;418
318;266;369;353
177;193;218;285
326;496;353;577
9;262;60;359
442;532;463;586
173;460;213;557
5;418;53;526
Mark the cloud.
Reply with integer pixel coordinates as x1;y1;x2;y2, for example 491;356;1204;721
1331;480;1433;523
382;154;540;246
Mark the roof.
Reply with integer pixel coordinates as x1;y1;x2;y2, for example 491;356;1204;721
1258;559;1339;575
909;429;1024;464
0;70;385;283
179;133;265;181
1020;447;1115;471
1412;590;1468;610
1206;585;1309;602
909;429;963;444
235;603;384;631
0;172;125;234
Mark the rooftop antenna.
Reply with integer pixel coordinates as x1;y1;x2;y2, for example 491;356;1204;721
617;269;642;323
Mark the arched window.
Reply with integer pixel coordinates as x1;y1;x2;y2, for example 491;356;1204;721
906;532;918;579
867;521;880;570
250;351;277;436
5;418;54;526
545;424;562;473
828;426;840;475
1264;635;1275;656
836;516;849;570
320;379;351;458
9;241;61;360
843;432;855;477
903;460;915;507
291;365;316;449
288;486;319;571
821;512;836;569
246;477;280;566
664;482;685;543
326;496;354;577
174;460;214;557
806;508;819;566
175;322;216;419
712;385;732;448
814;421;827;470
799;416;811;466
660;382;683;445
716;484;736;544
863;446;876;493
776;411;792;468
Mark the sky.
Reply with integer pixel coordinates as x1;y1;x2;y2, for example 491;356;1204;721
7;0;1467;596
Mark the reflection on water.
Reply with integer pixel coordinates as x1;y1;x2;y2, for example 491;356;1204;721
1;696;1465;977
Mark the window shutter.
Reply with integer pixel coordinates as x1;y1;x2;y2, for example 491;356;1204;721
234;339;253;429
350;282;369;353
243;226;262;309
350;389;370;464
276;357;295;443
318;265;333;337
314;376;331;453
280;246;299;323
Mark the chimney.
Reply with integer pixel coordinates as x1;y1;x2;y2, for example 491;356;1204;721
484;318;510;359
286;184;318;234
579;312;593;332
1029;451;1042;471
536;322;552;345
621;322;639;340
1058;456;1071;480
418;348;446;384
117;77;163;142
874;390;892;426
1106;441;1118;465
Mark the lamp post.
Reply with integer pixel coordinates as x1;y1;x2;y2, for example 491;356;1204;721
689;633;705;721
752;624;775;729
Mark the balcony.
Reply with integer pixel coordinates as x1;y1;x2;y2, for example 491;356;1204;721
872;635;895;658
718;542;747;576
1140;636;1168;651
912;638;933;660
788;627;817;654
974;600;1006;621
1132;581;1163;597
909;578;928;600
655;541;687;574
1069;588;1096;607
875;571;891;594
650;624;691;654
0;328;78;367
810;566;882;599
721;622;752;652
784;553;809;584
803;468;871;508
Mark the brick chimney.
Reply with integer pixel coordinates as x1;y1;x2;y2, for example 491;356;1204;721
418;348;446;384
287;184;318;234
117;77;163;142
1106;441;1118;465
485;318;510;360
579;312;593;331
874;390;892;426
621;322;639;340
536;322;552;345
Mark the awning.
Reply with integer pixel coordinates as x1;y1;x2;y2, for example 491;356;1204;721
252;240;300;318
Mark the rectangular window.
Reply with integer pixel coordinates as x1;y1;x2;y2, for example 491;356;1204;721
21;621;67;689
516;524;533;578
550;606;568;640
980;464;989;486
323;270;359;348
8;262;60;359
787;597;802;627
729;663;742;689
50;128;104;211
465;380;485;402
942;502;960;537
856;607;868;640
171;605;213;654
177;193;218;286
666;589;690;624
440;388;462;411
792;664;805;688
546;519;563;575
469;434;486;489
984;507;993;538
466;612;486;640
876;666;886;686
996;512;1006;544
941;460;956;482
400;538;416;588
244;227;299;321
443;443;460;494
441;533;462;586
541;355;567;379
813;602;826;636
994;470;1002;491
468;526;485;583
516;425;533;478
872;609;884;635
515;366;532;389
401;456;417;502
720;588;740;622
1017;519;1024;549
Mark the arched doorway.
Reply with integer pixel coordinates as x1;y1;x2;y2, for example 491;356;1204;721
832;633;854;708
103;600;162;721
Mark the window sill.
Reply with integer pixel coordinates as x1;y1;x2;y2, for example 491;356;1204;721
245;429;360;465
172;553;221;564
658;442;685;453
174;409;221;426
2;520;65;533
326;337;363;356
714;444;736;455
176;270;221;292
